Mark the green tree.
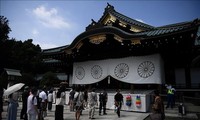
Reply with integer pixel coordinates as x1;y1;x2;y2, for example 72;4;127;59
0;16;45;88
1;38;44;73
40;71;60;88
0;16;11;42
21;73;37;87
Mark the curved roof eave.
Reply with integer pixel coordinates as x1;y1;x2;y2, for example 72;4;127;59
66;26;146;50
42;45;69;54
98;3;155;30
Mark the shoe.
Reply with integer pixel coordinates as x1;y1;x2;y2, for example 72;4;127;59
89;117;91;119
99;113;101;115
91;118;95;119
103;113;107;115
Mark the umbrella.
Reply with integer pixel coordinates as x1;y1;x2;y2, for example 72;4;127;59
3;83;25;96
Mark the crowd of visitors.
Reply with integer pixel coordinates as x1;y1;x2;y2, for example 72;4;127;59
1;83;179;120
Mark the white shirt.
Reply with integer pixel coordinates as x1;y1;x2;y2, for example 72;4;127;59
56;92;65;105
27;94;37;114
48;93;53;102
74;92;84;106
39;91;47;102
88;92;97;106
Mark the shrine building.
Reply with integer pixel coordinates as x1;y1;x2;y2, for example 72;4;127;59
42;4;200;92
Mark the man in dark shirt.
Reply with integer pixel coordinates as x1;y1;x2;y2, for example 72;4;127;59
20;86;29;120
99;89;108;115
114;89;123;118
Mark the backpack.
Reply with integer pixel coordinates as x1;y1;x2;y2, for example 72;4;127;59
32;95;42;109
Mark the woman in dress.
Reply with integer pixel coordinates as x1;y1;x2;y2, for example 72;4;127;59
7;92;18;120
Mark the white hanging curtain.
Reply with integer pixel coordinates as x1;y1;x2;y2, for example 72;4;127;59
72;54;164;84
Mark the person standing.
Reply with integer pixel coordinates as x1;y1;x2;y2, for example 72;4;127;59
27;88;38;120
69;86;75;111
47;90;53;111
55;86;65;120
165;84;176;109
39;87;47;120
150;90;165;120
83;87;88;109
20;86;29;120
88;88;97;119
114;89;123;118
7;92;19;120
74;86;84;120
99;88;108;115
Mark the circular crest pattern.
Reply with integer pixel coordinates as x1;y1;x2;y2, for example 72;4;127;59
137;61;155;78
114;63;129;78
75;66;85;80
91;65;103;79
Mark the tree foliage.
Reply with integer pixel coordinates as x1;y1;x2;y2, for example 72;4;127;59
21;73;37;87
0;38;44;73
0;16;46;88
0;16;11;42
40;71;60;88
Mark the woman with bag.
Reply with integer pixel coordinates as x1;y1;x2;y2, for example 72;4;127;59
55;86;65;120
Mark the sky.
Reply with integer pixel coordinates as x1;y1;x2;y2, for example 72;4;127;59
1;0;200;49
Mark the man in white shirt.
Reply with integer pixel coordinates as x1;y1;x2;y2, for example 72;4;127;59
27;88;38;120
39;87;47;120
47;90;53;111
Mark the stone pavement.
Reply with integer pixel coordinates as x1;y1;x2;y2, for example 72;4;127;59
2;102;149;120
2;102;199;120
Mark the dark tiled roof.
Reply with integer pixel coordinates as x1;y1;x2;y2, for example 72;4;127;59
42;45;69;54
42;4;200;54
138;26;185;37
99;4;199;37
98;4;155;30
4;68;22;76
110;10;155;30
136;19;198;37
